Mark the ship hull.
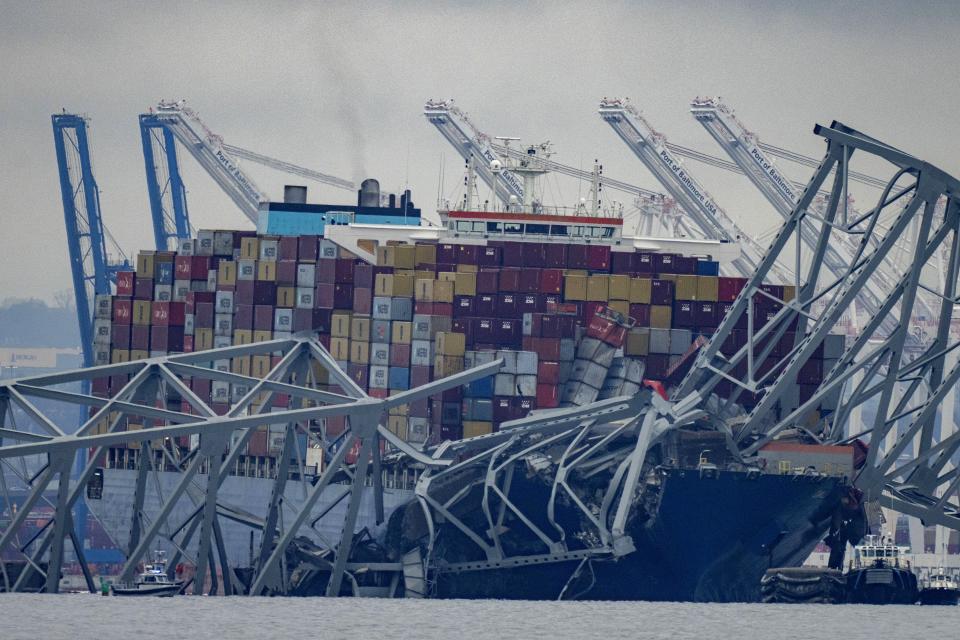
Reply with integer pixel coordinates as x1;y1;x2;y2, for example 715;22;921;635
427;469;844;602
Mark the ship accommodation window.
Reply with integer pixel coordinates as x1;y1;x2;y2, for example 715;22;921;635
504;223;523;234
472;221;485;232
526;223;549;235
550;225;569;236
603;226;615;238
570;225;585;237
486;222;503;233
778;460;791;474
456;221;473;232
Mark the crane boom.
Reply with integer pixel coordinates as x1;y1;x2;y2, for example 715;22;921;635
51;113;130;367
598;98;785;279
221;144;355;192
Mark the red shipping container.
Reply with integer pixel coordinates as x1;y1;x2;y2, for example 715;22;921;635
414;301;434;315
537;361;561;384
581;301;606;323
525;313;544;337
151;326;184;352
277;260;297;286
353;287;372;315
539;269;563;294
116;271;135;296
316;258;337;284
544;243;567;269
279;236;299;261
629;303;650;327
368;388;389;400
476;270;499;294
113;299;132;324
518;268;541;293
248;430;269;457
410;364;431;387
479;245;502;267
92;376;110;396
354;263;374;290
587;245;610;271
315;283;335;309
151;301;185;326
499;268;521;292
718;277;747;302
254;305;274;331
183;335;194;352
191;256;211;279
298;235;319;262
390;343;411;367
131;326;150;351
566;244;589;269
335;258;355;284
522;243;546;268
532;337;561;361
433;302;453;317
174;255;193;279
111;323;131;348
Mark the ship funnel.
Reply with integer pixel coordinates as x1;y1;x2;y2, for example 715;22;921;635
284;185;307;204
359;178;381;208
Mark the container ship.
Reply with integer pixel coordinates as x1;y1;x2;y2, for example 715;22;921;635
83;153;858;601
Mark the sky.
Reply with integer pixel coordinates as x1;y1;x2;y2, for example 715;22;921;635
1;0;958;304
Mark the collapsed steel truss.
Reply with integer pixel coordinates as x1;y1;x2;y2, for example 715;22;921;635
1;121;959;597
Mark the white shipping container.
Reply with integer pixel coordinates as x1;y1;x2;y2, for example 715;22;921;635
370;343;390;366
372;296;392;320
319;239;339;259
215;313;233;337
369;365;389;389
213;231;234;256
196;230;215;256
94;294;112;320
213;358;231;372
173;280;190;302
206;269;217;291
296;263;316;288
274;308;293;331
559;339;577;362
237;260;256;281
259;239;279;260
231;384;250;403
211;381;230;402
213;336;232;349
473;350;497;365
407;417;429;444
496;350;518;374
93;346;110;366
516;374;538;397
178;237;196;256
184;314;195;335
92;318;112;345
295;287;315;309
154;285;172;302
494;373;516;396
215;290;235;313
274;330;293;340
516;351;538;375
410;340;433;366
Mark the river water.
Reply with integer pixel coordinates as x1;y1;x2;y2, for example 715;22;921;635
0;594;956;639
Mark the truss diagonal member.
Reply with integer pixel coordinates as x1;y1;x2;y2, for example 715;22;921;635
5;387;66;437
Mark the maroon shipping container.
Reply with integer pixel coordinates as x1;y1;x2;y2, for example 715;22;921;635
522;243;545;268
544;243;567;269
298;235;319;262
151;301;185;326
525;314;543;337
248;430;269;456
474;295;496;316
113;299;132;325
134;277;154;300
501;242;524;267
458;244;479;265
538;314;558;338
116;271;135;296
611;251;635;274
518;268;541;293
645;354;671;379
499;268;521;292
492;397;516;423
131;326;150;351
175;255;192;279
479;245;501;267
566;244;589;269
587;245;610;271
437;243;458;264
182;335;193;352
650;279;675;306
629;303;650;327
316;258;337;284
194;302;214;328
277;260;297;286
410;364;431;388
191;256;211;279
538;361;561;384
452;319;472;342
335;258;355;284
389;343;411;367
531;336;561;361
539;269;563;294
718;277;747;302
333;284;353;309
354;263;374;290
497;294;518;317
315;283;335;309
433;302;453;317
353;287;372;315
279;236;298;261
191;377;212;400
254;305;273;331
414;302;434;316
453;296;474;317
537;384;560;408
151;326;184;352
111;324;131;349
476;270;499;293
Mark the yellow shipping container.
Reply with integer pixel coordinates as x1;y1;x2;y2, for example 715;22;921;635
130;350;149;361
330;337;350;361
629;278;652;304
436;332;466;356
388;415;408;440
608;274;630;301
376;245;394;267
392;273;415;297
132;300;152;326
256;260;277;282
783;285;796;303
392;321;413;344
415;243;437;266
394;244;416;269
675;275;698;301
433;280;454;303
565;274;587;301
388;403;409;416
195;328;214;351
437;271;457;282
251;355;271;378
375;273;393;296
454;272;477;297
136;252;155;278
331;312;352;338
587;275;610;302
349;340;369;365
233;329;253;345
351;317;370;342
253;330;272;343
240;237;259;260
608;300;629;317
415;269;435;281
434;354;465;377
625;328;650;356
232;356;251;376
455;264;478;274
415;278;435;301
697;276;719;302
463;421;493;438
276;287;295;308
650;305;673;328
218;260;237;286
111;349;130;364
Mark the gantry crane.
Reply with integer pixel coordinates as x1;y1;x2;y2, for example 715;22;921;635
52;113;131;368
598;98;788;280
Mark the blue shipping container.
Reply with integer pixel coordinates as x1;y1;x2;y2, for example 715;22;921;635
388;366;410;390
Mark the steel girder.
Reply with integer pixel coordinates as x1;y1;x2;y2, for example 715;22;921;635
676;121;960;531
0;336;500;595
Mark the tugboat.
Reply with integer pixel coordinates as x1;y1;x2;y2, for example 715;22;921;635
111;551;183;597
919;569;960;606
845;534;918;604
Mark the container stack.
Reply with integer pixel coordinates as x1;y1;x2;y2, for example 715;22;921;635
93;230;836;466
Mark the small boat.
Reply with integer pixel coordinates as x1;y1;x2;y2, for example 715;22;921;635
111;551;183;597
919;569;960;606
845;534;918;604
